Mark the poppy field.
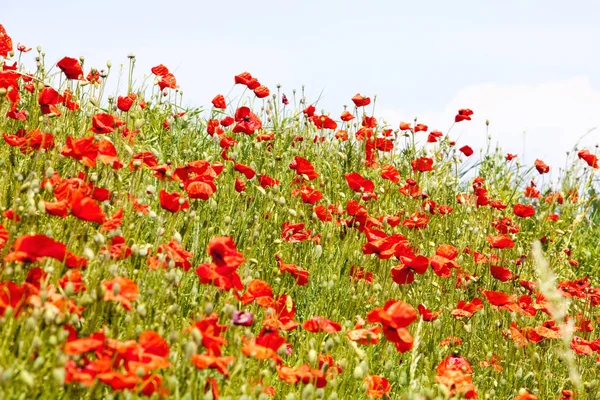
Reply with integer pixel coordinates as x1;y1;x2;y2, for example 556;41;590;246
2;23;600;399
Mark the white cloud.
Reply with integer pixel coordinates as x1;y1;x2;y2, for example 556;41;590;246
379;76;600;173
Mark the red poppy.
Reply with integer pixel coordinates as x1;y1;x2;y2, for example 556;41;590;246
455;108;474;122
240;279;273;306
70;191;106;224
276;254;309;285
211;94;226;109
534;159;550;174
417;304;440;321
340;111;354;121
402;211;429;230
4;234;86;268
303;316;342;333
380;164;401;183
259;174;279;188
352;93;371;107
291;185;323;204
38;87;63;115
102;277;139;310
234;71;260;89
414;123;428;133
364;375;391;399
303;104;316;117
0;24;13;57
399;122;412;131
459;145;474;156
241;328;287;364
411;156;435;172
451;298;483;318
345;172;375;193
254;85;270;98
117;93;136;112
490;265;515;282
233;106;263;135
311;114;338;130
514;203;535;218
578;149;598;168
159;190;189;213
191;354;236;376
57;57;84;80
487;235;515;249
391;255;429;284
90;113;123;134
289;156;319;180
367;300;416;353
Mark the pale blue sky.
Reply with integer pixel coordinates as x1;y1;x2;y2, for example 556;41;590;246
4;0;600;173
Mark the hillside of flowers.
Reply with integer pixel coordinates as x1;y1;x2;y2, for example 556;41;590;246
1;24;600;399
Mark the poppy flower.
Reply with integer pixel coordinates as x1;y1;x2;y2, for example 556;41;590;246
451;298;483;318
514;203;535;218
311;115;337;130
38;87;63;115
241;329;287;364
70;192;106;224
234;177;246;192
578;149;598;168
490;265;515;282
455;108;474;122
414;123;428;133
506;153;517;161
352;93;371;107
417;304;440;321
487;235;515;249
411;156;435;172
159;190;189;213
117;93;136;112
211;94;226;109
90;113;123;134
4;234;86;268
380;164;401;183
340;111;354;121
57;57;84;80
289;156;319;180
402;211;429;230
240;279;273;306
0;24;13;57
102;277;139;310
234;71;259;88
291;186;323;204
191;354;235;376
399;122;412;131
185;178;217;200
254;85;270;98
364;375;391;399
233;106;263;135
276;254;309;285
303;104;316;117
367;299;417;352
459;145;474;156
232;310;254;326
303;316;342;333
435;355;478;398
259;174;279;188
345;172;375;193
534;159;550;174
390;255;429;284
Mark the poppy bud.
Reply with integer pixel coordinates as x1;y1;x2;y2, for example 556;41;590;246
308;349;318;364
52;368;65;385
353;366;364;379
302;384;315;400
191;328;203;345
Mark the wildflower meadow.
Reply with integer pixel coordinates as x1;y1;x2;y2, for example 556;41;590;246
1;23;600;399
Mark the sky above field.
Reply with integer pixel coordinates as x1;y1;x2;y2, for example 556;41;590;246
4;0;600;176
